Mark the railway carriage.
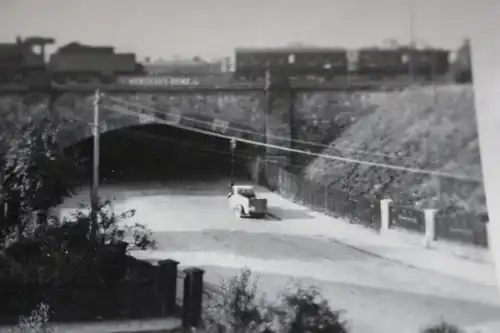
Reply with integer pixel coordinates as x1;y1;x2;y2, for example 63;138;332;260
234;47;349;81
235;46;452;82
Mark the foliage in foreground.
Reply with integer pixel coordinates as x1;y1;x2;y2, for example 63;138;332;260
0;112;82;248
2;198;157;280
421;321;467;333
1;199;157;323
204;268;348;333
11;294;474;333
204;269;473;333
15;303;54;333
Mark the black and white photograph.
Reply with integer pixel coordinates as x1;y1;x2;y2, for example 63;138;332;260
0;0;499;332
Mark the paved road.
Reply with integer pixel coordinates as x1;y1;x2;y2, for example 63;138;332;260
59;180;500;333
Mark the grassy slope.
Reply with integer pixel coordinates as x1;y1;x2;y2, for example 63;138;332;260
291;92;377;168
304;84;486;213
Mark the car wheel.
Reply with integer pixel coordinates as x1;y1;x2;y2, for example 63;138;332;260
235;206;244;219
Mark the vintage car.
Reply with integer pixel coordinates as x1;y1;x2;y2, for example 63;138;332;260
228;185;267;218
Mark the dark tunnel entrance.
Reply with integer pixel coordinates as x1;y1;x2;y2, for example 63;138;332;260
69;124;258;185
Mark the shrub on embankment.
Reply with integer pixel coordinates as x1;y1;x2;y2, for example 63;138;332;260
291;92;377;167
304;84;486;214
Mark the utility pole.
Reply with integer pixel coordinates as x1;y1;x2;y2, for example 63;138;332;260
230;138;236;181
264;68;272;184
432;49;442;207
89;89;101;240
265;67;272;140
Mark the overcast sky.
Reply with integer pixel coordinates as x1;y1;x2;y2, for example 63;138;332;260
0;0;485;60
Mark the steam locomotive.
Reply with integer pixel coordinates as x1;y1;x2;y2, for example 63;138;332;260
0;36;55;87
234;46;471;83
0;36;144;88
0;37;230;88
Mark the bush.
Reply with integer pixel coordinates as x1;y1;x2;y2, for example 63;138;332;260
273;286;348;333
15;302;54;333
1;110;82;248
57;199;157;251
421;321;466;333
204;268;268;333
0;198;157;323
203;268;348;333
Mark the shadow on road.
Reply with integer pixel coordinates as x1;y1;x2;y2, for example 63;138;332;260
152;229;373;262
266;206;314;220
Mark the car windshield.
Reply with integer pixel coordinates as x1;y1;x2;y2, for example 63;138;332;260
237;188;255;198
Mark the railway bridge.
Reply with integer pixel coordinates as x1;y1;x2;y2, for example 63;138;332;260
0;76;408;169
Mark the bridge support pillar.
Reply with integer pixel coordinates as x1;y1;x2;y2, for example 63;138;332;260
264;89;293;168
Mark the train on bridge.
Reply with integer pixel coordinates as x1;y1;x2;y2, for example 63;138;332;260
234;45;472;83
0;36;472;89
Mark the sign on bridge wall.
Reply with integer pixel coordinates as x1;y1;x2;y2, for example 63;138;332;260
211;118;229;134
118;76;201;87
139;113;156;124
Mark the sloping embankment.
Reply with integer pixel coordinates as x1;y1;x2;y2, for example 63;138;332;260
304;84;486;213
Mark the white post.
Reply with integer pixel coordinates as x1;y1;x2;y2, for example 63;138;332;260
470;2;500;293
423;208;437;248
380;199;393;231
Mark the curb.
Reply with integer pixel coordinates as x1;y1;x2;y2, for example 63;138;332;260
270;190;497;286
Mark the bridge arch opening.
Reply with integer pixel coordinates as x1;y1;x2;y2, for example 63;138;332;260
68;124;258;185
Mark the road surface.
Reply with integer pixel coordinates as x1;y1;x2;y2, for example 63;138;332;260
58;179;500;333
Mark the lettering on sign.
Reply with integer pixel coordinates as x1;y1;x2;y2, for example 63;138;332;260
211;119;229;133
449;227;474;235
139;113;156;124
391;207;416;225
120;76;201;86
389;205;425;233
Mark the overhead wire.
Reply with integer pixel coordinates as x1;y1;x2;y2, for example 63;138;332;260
99;99;482;182
114;128;310;171
105;94;474;174
103;94;402;159
62;112;302;170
